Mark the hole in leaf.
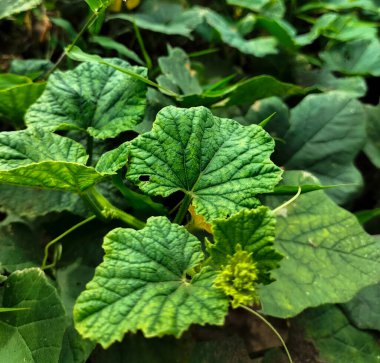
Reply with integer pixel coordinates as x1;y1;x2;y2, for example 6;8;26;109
139;175;150;182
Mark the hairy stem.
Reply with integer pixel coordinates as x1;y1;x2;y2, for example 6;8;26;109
241;305;294;363
41;214;96;269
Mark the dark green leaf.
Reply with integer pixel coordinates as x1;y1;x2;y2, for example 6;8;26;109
126;106;282;221
259;171;380;318
0;268;66;363
26;59;147;139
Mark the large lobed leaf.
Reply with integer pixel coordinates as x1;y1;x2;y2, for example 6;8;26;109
298;305;380;363
276;92;366;204
259;171;380;318
74;217;228;348
25;59;147;139
0;268;66;363
126;106;282;221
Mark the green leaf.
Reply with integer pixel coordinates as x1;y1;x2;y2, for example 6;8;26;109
157;47;202;95
85;0;110;13
0;74;31;90
25;59;147;139
355;209;380;225
209;207;282;308
74;217;228;348
0;128;105;192
96;142;129;174
0;268;66;363
90;35;145;65
109;0;202;38
256;17;297;50
320;38;380;76
0;82;46;128
298;0;380;14
0;223;42;273
179;75;306;107
295;64;367;98
298;305;380;363
59;325;95;363
126;106;282;221
276;92;366;204
364;102;380;168
241;97;290;139
259;171;380;318
9;59;53;78
342;280;380;331
209;207;281;283
0;0;42;19
227;0;285;18
203;10;278;57
296;13;377;46
0;185;88;219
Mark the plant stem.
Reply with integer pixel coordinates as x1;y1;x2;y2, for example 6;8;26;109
42;12;98;79
173;193;192;225
41;214;96;269
241;305;294;363
133;20;152;70
81;187;146;229
86;134;94;166
273;186;301;214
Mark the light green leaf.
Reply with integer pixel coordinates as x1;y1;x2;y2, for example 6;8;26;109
85;0;110;13
25;59;147;139
74;217;228;348
0;0;42;19
356;209;380;225
227;0;285;18
126;106;282;221
210;207;281;283
259;171;380;318
277;92;366;204
157;47;202;95
298;0;380;14
0;223;42;273
0;128;105;192
0;82;46;128
364;102;380;168
90;35;144;65
320;38;380;76
343;272;380;331
0;73;31;89
96;142;129;174
0;268;66;363
296;13;377;46
203;10;278;57
109;0;202;38
298;305;380;363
